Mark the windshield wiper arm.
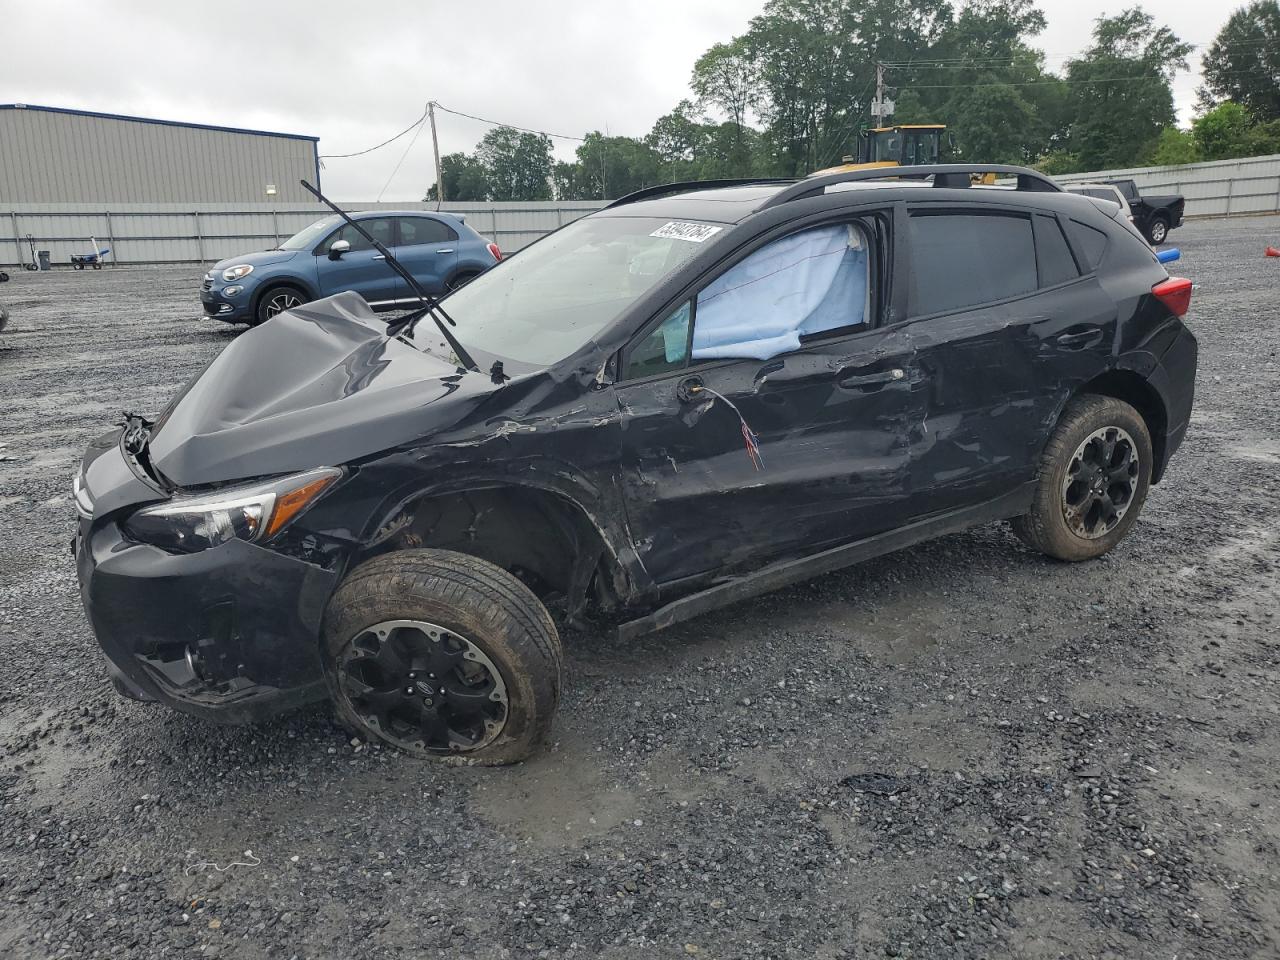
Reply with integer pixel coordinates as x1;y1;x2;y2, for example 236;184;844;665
299;180;479;372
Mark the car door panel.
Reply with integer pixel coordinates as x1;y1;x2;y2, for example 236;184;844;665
315;218;401;304
392;216;458;297
616;324;928;585
900;208;1117;512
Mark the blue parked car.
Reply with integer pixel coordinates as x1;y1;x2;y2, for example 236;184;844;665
201;211;502;325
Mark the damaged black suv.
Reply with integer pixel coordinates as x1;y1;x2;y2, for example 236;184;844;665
74;165;1197;764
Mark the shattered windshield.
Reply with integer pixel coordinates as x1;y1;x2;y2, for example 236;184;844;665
278;215;341;251
442;216;719;366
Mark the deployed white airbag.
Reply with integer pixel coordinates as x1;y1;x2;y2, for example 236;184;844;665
692;224;869;361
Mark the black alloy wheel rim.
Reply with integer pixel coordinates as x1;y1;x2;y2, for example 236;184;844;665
1061;425;1140;539
336;619;508;753
264;291;302;319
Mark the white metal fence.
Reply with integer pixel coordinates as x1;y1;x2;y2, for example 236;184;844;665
3;153;1278;267
1054;153;1280;219
0;200;606;268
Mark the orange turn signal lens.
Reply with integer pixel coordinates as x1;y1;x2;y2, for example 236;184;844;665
264;472;340;538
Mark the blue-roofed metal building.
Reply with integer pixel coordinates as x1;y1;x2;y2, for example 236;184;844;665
0;103;320;204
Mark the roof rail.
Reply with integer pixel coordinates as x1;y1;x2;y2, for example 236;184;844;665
604;178;796;210
757;163;1060;210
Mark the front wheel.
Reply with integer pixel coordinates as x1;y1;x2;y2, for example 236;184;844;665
1012;395;1152;561
254;284;307;325
1146;216;1169;245
322;549;561;765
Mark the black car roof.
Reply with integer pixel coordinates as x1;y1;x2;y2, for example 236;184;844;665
592;164;1086;226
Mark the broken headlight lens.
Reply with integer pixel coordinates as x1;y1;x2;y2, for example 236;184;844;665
221;264;254;282
122;467;340;553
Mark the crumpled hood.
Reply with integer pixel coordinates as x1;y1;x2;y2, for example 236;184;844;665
148;292;488;486
213;248;301;272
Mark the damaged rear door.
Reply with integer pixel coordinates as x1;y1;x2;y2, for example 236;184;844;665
900;206;1116;512
614;209;931;585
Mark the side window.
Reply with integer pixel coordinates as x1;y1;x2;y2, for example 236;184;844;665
624;301;691;379
908;212;1036;316
334;218;394;253
1033;214;1080;287
1065;219;1109;272
398;217;456;246
690;222;872;361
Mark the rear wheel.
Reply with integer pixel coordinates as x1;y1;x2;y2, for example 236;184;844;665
322;549;561;765
1012;395;1152;561
1146;216;1169;245
254;284;307;325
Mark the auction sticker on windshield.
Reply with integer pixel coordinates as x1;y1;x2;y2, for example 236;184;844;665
650;222;724;243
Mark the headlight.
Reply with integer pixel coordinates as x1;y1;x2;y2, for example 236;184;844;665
222;264;254;282
122;467;340;553
223;285;243;297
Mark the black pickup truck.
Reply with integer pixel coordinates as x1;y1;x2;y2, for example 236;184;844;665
1105;179;1185;245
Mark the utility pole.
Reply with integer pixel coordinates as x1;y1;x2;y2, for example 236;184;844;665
428;101;444;210
870;62;892;127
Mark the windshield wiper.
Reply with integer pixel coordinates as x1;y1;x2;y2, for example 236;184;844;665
299;180;479;373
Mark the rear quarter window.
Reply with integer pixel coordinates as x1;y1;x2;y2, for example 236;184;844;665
1065;219;1110;272
908;212;1037;316
1033;214;1080;287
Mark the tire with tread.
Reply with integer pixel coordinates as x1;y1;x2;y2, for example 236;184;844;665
1012;395;1152;562
1146;215;1169;245
254;284;307;326
322;548;561;765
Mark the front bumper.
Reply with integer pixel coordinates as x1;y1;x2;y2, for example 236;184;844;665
200;281;251;322
75;442;338;723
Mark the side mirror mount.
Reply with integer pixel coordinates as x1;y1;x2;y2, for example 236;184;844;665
328;239;351;260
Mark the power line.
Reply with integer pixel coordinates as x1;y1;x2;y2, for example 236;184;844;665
432;102;588;142
376;113;428;202
319;106;429;160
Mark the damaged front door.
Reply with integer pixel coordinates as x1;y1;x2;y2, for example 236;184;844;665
614;215;929;585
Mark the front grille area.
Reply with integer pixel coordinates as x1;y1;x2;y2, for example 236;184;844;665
201;275;213;291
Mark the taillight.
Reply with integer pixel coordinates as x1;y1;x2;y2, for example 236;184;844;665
1152;276;1192;317
486;242;502;262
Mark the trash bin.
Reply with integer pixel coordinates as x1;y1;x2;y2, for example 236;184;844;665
37;250;51;271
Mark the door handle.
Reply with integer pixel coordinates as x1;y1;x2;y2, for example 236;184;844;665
1056;328;1103;349
436;248;455;254
837;367;905;390
372;254;386;260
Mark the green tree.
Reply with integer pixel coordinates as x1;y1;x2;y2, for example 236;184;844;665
476;127;553;201
567;133;664;200
916;0;1058;163
738;0;952;175
946;84;1039;162
424;152;489;202
1151;126;1201;165
1198;0;1280;121
1192;100;1280;159
691;40;760;171
1064;9;1192;170
1036;151;1083;175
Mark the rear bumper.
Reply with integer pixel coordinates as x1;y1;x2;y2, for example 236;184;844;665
75;444;338;724
1148;323;1197;481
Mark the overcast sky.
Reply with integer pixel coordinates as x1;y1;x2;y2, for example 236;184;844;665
1;0;1231;201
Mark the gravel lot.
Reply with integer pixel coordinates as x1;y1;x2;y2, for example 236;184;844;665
1;216;1278;960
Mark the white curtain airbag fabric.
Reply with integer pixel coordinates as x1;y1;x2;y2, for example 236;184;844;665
692;225;867;361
